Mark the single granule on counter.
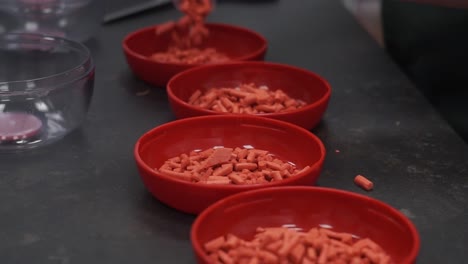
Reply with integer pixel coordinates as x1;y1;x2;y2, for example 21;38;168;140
155;147;310;185
204;226;393;264
188;83;307;114
150;0;229;64
354;174;374;191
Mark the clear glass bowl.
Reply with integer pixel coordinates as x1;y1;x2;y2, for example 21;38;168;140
0;33;94;151
0;0;103;42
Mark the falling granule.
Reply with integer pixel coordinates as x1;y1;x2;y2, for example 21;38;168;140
150;0;228;64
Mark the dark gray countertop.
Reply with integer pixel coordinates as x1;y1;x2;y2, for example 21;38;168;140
1;0;467;263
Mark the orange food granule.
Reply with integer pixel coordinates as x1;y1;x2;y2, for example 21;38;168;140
354;175;374;191
188;83;307;114
149;0;229;64
203;227;393;264
150;47;228;64
155;147;310;185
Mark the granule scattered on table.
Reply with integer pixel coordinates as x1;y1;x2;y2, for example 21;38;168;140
354;174;374;191
135;89;150;96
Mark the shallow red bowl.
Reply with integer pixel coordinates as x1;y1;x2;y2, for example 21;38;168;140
134;115;325;214
191;186;420;264
122;23;268;87
167;61;331;130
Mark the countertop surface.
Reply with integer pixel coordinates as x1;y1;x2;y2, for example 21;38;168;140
1;0;467;263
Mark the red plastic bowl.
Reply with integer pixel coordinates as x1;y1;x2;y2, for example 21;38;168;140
122;23;268;87
191;186;420;264
167;61;331;130
134;115;325;214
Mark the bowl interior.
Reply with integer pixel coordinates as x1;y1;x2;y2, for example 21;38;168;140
138;116;324;175
193;187;419;264
0;33;91;83
125;24;266;62
168;62;330;110
0;33;94;151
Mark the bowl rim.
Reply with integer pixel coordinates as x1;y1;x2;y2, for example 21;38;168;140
0;33;94;96
134;114;326;191
166;61;332;117
122;22;268;67
190;186;421;264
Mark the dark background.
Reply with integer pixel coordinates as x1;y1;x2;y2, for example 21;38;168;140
1;0;467;263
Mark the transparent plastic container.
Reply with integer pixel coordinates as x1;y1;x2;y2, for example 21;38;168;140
0;0;103;42
0;33;94;152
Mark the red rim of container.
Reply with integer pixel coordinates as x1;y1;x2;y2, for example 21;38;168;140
134;115;326;191
122;23;268;67
167;61;332;117
191;186;421;264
